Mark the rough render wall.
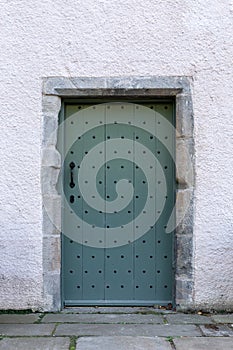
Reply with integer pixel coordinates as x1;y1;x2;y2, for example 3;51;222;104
0;0;232;310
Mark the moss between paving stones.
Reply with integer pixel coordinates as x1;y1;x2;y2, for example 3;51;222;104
33;314;45;324
69;336;77;350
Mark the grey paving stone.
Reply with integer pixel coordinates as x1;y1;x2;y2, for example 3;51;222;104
199;324;233;337
165;313;213;324
76;336;172;350
0;313;41;324
42;313;164;324
173;337;233;350
212;314;233;324
0;337;70;350
55;323;201;337
0;323;55;336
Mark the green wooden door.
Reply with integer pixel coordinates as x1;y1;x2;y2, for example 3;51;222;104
61;101;175;306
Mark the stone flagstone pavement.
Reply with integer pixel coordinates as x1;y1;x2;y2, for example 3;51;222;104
0;307;232;349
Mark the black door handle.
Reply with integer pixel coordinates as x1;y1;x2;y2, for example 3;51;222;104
69;162;75;188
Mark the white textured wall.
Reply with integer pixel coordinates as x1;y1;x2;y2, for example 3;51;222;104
0;0;232;310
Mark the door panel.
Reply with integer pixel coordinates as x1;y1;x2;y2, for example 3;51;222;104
61;101;175;305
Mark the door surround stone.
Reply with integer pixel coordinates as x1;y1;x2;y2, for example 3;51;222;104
41;76;194;311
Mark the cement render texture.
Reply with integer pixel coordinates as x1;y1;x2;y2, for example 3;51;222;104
0;0;233;311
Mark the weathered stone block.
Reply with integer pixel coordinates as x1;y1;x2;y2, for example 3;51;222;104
176;234;193;278
176;189;193;233
42;195;61;233
176;278;194;307
41;167;60;195
42;147;61;168
43;78;73;95
42;207;61;235
43;76;192;96
43;236;61;273
42;95;61;116
42;115;59;146
43;273;61;311
176;138;194;189
176;93;194;138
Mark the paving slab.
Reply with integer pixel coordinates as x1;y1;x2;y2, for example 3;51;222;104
0;323;55;336
212;314;233;323
55;323;201;337
199;324;233;337
0;337;70;350
173;337;233;350
42;313;164;324
165;313;213;324
76;336;172;350
0;313;41;324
